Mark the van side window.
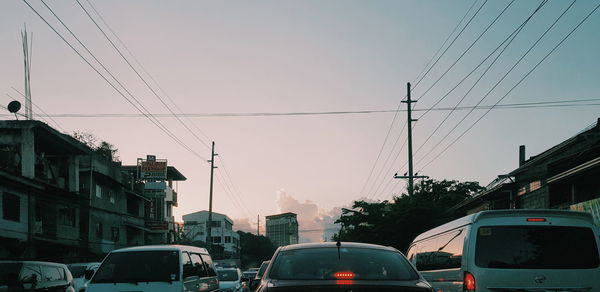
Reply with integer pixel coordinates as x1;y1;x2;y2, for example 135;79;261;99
200;254;217;277
41;266;62;281
415;229;465;271
190;253;208;277
20;265;42;283
182;252;196;279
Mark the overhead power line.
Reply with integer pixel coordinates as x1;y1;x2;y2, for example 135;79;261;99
418;0;600;172
23;0;207;160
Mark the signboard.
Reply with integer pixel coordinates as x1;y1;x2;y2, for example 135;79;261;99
570;197;600;226
137;157;167;180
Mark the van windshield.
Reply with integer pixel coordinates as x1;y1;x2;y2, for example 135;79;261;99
91;251;180;283
475;225;599;269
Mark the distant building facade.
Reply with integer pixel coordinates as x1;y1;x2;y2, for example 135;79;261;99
266;212;298;246
0;120;186;261
182;210;240;259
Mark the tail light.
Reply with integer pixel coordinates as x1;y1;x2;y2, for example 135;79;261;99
464;271;475;292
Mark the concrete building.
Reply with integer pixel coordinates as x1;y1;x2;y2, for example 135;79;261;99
266;212;298;247
182;210;240;259
451;118;600;225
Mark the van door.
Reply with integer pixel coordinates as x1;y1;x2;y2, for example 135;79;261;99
182;252;200;292
471;225;600;291
199;254;219;291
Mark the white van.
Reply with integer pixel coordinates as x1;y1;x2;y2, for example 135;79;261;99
85;245;219;292
406;209;600;292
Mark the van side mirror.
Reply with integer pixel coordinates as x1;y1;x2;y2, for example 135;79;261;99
84;270;95;280
249;279;260;290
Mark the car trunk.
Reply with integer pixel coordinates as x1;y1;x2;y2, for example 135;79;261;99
264;279;433;292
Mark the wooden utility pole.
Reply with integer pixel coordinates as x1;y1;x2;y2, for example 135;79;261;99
207;142;217;251
257;215;260;236
395;83;428;195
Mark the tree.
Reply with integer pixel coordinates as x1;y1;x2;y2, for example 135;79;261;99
237;231;276;270
335;179;484;253
73;131;120;162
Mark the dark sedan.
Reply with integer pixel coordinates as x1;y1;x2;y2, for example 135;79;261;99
250;242;434;292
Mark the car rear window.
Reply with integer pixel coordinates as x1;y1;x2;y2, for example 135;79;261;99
475;225;600;269
269;247;419;280
217;270;239;281
92;251;180;283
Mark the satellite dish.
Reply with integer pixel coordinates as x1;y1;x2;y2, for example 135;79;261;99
8;100;21;113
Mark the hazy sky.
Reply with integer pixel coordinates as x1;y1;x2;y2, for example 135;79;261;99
1;0;599;241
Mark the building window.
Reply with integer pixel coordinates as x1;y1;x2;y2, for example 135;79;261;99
211;221;221;228
95;223;103;239
518;186;527;196
58;207;76;227
109;191;115;204
2;193;20;222
95;185;102;198
225;236;231;243
530;180;541;192
111;227;119;242
212;236;222;243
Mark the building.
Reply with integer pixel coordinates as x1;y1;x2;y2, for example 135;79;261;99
451;118;600;225
266;212;298;247
182;210;240;259
0;120;187;261
122;157;186;245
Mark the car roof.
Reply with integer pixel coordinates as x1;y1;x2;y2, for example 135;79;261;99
110;244;209;254
278;242;398;252
0;261;67;267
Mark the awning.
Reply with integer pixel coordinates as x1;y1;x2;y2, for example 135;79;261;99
547;157;600;184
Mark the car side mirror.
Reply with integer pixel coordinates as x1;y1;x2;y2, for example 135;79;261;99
84;270;95;280
249;279;260;290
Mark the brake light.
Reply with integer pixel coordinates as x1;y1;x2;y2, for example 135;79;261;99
334;271;355;279
464;272;475;292
527;218;546;222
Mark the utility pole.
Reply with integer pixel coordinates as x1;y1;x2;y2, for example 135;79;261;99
207;142;217;252
257;215;260;236
395;82;428;195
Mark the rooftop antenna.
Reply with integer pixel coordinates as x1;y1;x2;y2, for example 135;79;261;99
21;24;33;120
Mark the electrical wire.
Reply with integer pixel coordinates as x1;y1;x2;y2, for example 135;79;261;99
9;87;65;132
418;1;600;172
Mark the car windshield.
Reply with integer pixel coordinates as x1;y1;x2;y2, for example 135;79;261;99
269;247;419;280
217;270;239;281
0;263;23;285
67;265;87;278
91;251;180;283
475;225;600;269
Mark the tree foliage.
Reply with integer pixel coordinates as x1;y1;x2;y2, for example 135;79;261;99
335;179;483;253
237;231;277;270
73;131;120;162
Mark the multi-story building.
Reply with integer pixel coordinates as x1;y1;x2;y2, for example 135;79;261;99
122;157;186;245
0;120;186;261
451;118;600;225
266;212;298;247
182;211;240;259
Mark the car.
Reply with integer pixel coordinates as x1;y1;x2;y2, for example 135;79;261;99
85;245;219;292
407;209;600;292
66;262;100;292
216;268;243;292
240;270;257;292
255;261;269;280
0;260;76;292
249;242;434;292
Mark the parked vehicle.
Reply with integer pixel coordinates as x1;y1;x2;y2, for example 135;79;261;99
249;242;434;292
216;268;243;292
407;209;600;292
66;262;100;292
0;261;75;292
85;245;219;292
247;260;269;290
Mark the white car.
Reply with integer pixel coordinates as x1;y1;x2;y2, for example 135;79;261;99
216;268;243;292
67;262;100;292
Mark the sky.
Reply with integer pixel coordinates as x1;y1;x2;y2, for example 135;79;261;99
1;0;599;242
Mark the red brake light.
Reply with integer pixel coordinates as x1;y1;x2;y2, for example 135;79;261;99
464;272;475;292
334;272;355;279
527;218;546;222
